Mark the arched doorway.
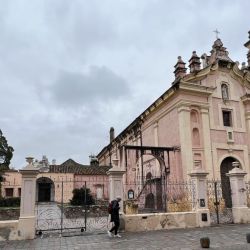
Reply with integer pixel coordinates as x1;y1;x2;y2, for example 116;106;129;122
220;157;237;208
37;177;55;202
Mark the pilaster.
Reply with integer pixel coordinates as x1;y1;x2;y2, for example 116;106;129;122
226;164;247;208
18;157;39;240
226;164;250;223
178;106;192;177
189;169;210;227
200;108;213;178
107;159;126;212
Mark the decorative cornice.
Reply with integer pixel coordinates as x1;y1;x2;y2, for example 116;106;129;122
179;81;215;95
177;105;190;113
176;100;210;110
226;167;247;177
200;107;210;114
241;94;250;104
106;168;126;176
231;64;250;87
189;170;209;177
232;63;244;79
184;65;212;82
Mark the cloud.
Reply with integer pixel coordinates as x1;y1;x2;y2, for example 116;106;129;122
0;0;250;168
43;66;130;108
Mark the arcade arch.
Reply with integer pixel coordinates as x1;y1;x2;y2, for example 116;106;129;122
36;177;55;202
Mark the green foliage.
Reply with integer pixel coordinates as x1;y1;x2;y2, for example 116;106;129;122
0;129;14;171
70;187;95;206
0;197;20;207
0;130;14;198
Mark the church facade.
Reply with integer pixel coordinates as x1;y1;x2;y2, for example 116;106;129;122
97;31;250;202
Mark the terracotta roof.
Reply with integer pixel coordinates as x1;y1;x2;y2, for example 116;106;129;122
2;169;18;173
49;158;111;175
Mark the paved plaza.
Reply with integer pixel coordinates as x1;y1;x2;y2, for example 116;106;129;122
1;224;250;249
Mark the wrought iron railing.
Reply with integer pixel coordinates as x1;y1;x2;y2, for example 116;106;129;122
207;180;233;224
124;177;196;214
35;179;110;236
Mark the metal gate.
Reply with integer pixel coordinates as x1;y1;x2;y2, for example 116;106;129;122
207;180;233;224
35;179;110;237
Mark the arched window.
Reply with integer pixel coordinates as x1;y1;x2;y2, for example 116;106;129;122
221;84;229;100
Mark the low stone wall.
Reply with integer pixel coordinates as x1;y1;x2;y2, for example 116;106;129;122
0;208;20;220
123;212;198;232
0;220;21;241
232;207;250;223
62;205;108;218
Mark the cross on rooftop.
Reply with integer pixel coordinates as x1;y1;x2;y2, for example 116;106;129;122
213;29;220;39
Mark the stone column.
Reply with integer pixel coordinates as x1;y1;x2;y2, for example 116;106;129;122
227;163;250;223
189;168;210;227
107;158;126;212
18;157;39;239
200;107;213;178
178;106;193;177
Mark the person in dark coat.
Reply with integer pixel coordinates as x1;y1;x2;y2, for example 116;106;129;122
107;196;121;238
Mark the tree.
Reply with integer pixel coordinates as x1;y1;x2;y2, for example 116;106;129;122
70;187;95;206
0;129;14;171
0;130;14;197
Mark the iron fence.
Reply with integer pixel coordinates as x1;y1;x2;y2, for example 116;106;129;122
166;181;196;212
123;177;196;214
35;178;110;236
207;180;233;224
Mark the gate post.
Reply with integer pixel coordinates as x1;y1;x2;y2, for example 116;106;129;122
227;162;250;223
106;158;125;212
18;157;39;239
189;168;210;227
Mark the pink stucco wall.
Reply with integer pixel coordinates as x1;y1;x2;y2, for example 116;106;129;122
74;175;109;200
1;171;109;203
1;171;21;198
212;98;220;126
140;96;183;180
98;62;250;188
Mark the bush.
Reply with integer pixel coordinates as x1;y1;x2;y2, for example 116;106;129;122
0;197;20;207
70;188;94;206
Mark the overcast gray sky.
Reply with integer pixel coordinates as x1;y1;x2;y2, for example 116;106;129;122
1;0;250;168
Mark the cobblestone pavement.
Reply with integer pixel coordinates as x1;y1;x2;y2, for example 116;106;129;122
2;224;250;250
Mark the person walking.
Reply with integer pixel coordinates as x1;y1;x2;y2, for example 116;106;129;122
107;196;122;238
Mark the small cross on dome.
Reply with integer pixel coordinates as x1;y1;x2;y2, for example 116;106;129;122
213;29;220;39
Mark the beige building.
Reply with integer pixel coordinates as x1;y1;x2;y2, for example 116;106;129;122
2;157;110;203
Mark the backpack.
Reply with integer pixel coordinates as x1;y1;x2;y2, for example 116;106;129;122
108;201;113;214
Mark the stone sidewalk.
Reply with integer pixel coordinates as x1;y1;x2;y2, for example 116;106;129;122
1;224;250;249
